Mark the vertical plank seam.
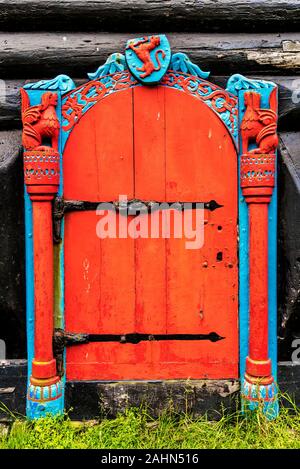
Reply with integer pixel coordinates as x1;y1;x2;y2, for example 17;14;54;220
132;88;137;335
164;86;168;335
93;113;102;334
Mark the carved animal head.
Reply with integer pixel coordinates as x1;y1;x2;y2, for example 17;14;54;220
244;91;261;109
40;92;58;110
152;36;160;47
256;109;277;128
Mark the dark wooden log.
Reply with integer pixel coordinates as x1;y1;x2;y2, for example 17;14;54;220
0;33;299;78
278;363;300;406
56;364;300;418
1;360;300;421
0;76;299;131
66;379;240;420
0;360;27;421
0;80;24;130
278;133;300;361
0;130;26;359
0;1;299;33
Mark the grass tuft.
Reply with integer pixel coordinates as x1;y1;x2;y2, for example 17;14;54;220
1;394;300;449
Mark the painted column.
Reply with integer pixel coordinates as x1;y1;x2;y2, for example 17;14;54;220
240;90;279;418
21;89;63;418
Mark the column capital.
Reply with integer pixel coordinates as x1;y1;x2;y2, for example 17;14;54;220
24;148;60;199
240;152;276;204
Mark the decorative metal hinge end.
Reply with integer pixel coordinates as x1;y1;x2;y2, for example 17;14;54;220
53;328;89;377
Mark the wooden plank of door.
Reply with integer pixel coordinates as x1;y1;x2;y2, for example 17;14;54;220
133;86;167;369
164;87;238;377
64;89;136;377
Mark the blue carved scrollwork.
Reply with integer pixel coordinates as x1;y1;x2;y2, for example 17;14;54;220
170;53;210;79
24;74;76;93
88;53;128;80
226;73;275;95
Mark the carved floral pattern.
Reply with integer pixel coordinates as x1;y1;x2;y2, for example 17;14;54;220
161;72;238;138
27;380;63;402
62;72;137;131
23;150;60;187
240;154;275;189
241;378;279;419
62;70;238;139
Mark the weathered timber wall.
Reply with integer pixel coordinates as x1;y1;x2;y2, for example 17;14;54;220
0;1;299;33
278;133;300;359
0;131;25;358
1;77;298;130
0;33;299;77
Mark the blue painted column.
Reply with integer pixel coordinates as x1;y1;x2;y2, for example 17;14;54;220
227;75;279;418
22;76;75;418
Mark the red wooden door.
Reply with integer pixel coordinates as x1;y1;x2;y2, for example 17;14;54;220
63;85;238;380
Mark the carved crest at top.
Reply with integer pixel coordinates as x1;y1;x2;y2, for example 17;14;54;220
125;35;171;84
21;89;60;151
241;91;278;155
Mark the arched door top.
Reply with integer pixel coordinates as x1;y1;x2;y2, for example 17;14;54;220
21;34;279;420
60;44;239;146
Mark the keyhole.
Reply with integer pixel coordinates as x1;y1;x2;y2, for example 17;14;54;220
216;252;223;262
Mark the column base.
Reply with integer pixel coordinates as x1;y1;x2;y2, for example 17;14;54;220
241;376;279;420
26;377;64;419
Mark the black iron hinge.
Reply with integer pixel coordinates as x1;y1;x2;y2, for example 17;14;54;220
52;196;223;243
53;329;224;377
53;328;89;377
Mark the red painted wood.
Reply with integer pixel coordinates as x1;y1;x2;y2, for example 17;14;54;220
134;86;167;340
64;86;238;380
240;90;278;385
21;90;62;384
248;203;269;362
64;89;136;370
163;89;238;374
32;199;57;379
64;89;134;201
134;86;166;201
66;360;237;381
64;211;101;334
245;199;272;381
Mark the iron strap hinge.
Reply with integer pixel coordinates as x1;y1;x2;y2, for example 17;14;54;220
53;329;224;376
52;196;223;243
53;329;89;377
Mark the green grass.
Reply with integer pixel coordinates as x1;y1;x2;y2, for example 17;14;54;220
1;394;300;449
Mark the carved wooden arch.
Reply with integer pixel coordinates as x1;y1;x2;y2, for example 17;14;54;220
21;35;279;420
60;69;238;146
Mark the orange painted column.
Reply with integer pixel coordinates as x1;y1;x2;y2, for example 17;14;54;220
31;197;57;382
24;150;61;387
239;89;279;417
21;89;64;418
242;180;274;383
248;202;269;367
240;153;278;415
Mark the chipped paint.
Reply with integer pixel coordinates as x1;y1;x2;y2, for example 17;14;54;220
54;243;63;329
246;50;300;69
